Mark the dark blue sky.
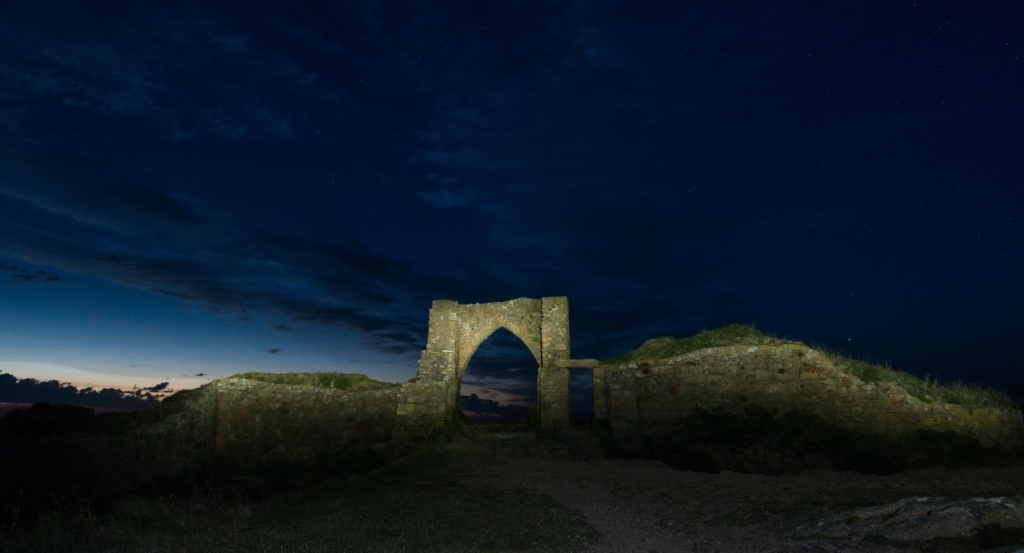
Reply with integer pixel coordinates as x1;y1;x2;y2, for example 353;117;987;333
1;1;1021;411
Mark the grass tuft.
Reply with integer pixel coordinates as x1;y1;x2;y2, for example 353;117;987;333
229;372;400;392
607;325;1019;411
604;324;791;365
159;386;204;405
830;355;1019;410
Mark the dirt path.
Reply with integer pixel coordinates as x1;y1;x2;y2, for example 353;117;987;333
450;439;1024;552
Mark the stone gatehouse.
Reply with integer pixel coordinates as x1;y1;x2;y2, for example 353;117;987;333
393;297;599;433
389;297;1024;450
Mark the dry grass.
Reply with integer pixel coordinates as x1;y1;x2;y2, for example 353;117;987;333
831;355;1018;410
606;325;1020;410
160;372;399;405
224;372;398;392
604;324;791;365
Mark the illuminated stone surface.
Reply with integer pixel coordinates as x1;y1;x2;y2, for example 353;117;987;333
393;297;581;437
595;344;1024;451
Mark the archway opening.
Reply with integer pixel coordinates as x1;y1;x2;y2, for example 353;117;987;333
570;369;594;428
459;327;538;423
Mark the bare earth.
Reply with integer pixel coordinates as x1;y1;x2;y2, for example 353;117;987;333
449;439;1024;553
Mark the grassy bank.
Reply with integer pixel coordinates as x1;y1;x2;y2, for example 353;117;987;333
605;325;1018;410
229;371;400;392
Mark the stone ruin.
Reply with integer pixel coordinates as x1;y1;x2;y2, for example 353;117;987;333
393;297;599;435
96;296;1022;468
6;296;1019;521
390;297;1022;451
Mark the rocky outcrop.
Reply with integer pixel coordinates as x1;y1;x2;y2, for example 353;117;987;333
794;495;1024;548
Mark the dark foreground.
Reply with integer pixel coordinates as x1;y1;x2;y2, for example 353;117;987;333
2;428;1024;553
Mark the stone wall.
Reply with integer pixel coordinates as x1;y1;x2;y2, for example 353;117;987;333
596;344;1024;451
393;297;573;436
0;384;219;519
393;299;462;437
213;377;400;461
0;375;401;521
69;383;219;494
539;296;571;429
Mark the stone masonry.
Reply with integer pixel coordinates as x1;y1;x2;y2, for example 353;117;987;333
392;297;599;437
20;314;1017;510
214;377;399;460
595;343;1024;451
126;300;1021;467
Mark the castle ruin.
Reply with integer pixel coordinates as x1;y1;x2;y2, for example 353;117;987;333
392;297;599;434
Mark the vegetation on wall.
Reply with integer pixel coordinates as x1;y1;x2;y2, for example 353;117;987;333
229;372;400;392
606;325;1019;410
604;324;786;365
159;373;403;407
160;386;204;405
831;356;1017;410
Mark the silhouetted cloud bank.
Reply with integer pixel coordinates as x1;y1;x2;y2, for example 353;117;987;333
461;393;529;422
0;372;161;412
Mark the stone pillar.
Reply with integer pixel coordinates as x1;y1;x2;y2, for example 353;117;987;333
393;300;460;436
592;364;609;422
539;296;571;430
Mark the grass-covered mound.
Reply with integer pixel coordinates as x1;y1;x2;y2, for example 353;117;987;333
605;324;791;364
830;356;1017;409
605;325;1019;410
160;372;399;406
228;372;400;392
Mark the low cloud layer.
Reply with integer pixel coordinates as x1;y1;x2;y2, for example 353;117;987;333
460;394;529;422
0;372;162;412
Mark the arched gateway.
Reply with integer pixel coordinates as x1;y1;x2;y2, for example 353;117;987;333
393;297;599;435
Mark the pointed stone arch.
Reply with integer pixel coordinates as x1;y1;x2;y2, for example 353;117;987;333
455;313;543;380
458;326;539;421
394;297;578;433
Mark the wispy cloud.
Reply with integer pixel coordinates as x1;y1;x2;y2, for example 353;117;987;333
0;0;890;387
461;393;529;422
0;150;474;355
0;5;355;142
0;156;206;238
0;262;59;284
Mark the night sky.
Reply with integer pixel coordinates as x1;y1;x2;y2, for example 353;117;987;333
1;1;1021;417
